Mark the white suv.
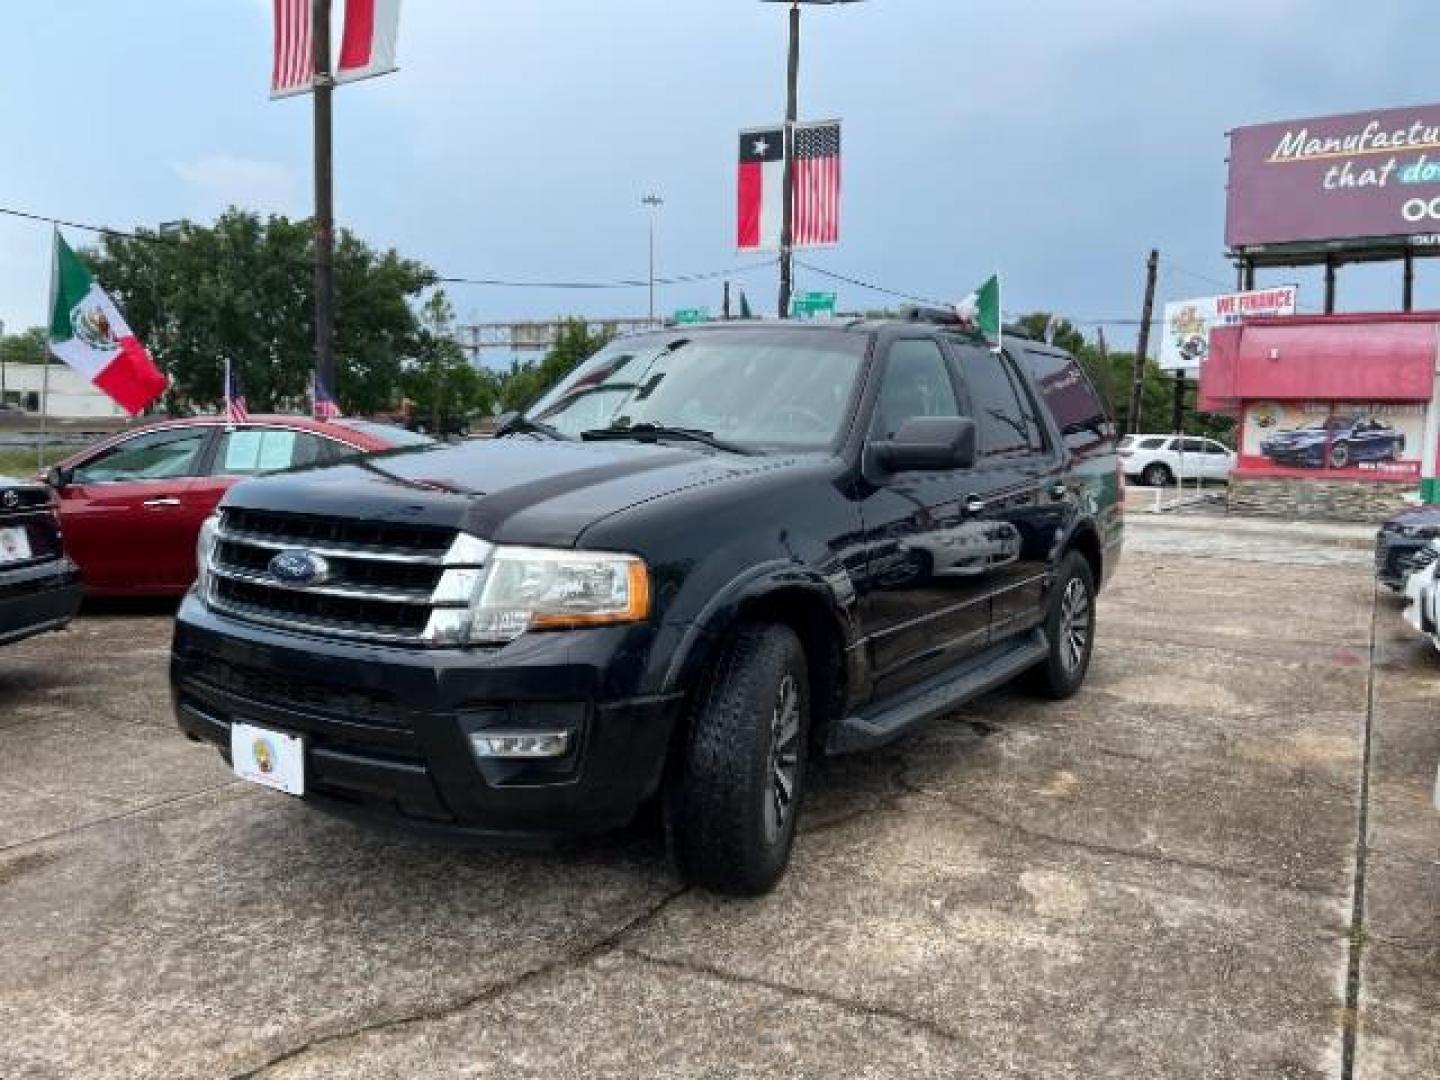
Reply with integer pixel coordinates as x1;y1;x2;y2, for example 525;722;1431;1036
1119;434;1235;486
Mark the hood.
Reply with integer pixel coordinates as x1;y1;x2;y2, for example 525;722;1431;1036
220;436;790;547
1382;504;1440;533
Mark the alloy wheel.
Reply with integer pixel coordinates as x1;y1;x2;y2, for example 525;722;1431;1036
764;673;801;844
1058;577;1092;675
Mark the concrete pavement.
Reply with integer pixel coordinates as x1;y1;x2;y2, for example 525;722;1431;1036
0;516;1435;1079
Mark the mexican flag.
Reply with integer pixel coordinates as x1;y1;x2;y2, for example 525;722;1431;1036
956;273;1002;350
48;234;167;415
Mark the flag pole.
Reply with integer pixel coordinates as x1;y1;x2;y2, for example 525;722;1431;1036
40;229;57;473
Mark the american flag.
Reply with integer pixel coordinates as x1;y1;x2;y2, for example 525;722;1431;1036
792;121;841;248
224;359;249;423
270;0;314;99
312;373;343;420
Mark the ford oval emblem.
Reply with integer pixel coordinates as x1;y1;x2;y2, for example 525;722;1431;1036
268;549;330;587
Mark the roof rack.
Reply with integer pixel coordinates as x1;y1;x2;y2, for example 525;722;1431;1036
896;305;1040;343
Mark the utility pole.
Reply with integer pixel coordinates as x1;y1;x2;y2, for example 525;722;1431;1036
642;193;663;325
778;1;801;319
1127;248;1159;436
312;0;337;400
723;281;732;320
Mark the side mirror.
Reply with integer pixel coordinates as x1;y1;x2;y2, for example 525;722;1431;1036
494;411;520;436
45;465;73;489
871;416;977;474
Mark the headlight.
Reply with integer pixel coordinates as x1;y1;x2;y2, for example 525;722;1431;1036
423;544;650;646
194;513;221;599
1399;524;1440;539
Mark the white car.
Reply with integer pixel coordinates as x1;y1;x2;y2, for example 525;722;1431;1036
1119;434;1236;487
1402;540;1440;651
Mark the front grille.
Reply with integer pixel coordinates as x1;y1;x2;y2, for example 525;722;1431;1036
207;509;486;646
187;655;420;732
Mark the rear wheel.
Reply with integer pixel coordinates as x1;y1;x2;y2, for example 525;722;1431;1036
666;624;809;895
1141;462;1172;487
1021;551;1097;700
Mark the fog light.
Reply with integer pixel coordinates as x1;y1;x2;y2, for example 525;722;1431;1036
470;731;571;759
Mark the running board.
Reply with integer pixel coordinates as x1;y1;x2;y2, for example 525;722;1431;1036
828;629;1049;754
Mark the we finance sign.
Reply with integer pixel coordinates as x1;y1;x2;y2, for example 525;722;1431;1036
1226;103;1440;250
1159;287;1298;373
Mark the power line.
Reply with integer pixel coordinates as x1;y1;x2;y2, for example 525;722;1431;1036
0;203;775;293
793;258;947;307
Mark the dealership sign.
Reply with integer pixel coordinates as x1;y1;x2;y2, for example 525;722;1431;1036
1226;103;1440;249
1239;401;1424;481
1159;287;1298;373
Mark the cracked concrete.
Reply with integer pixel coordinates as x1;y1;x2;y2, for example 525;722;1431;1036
0;518;1436;1078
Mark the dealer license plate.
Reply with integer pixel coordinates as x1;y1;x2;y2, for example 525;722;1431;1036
0;526;32;564
231;722;306;796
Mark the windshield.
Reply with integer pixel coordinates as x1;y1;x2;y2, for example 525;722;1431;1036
337;420;436;447
1298;417;1352;432
521;329;870;451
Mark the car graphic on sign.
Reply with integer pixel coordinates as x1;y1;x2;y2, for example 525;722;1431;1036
1259;415;1405;470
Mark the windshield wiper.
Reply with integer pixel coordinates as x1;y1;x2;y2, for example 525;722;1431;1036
579;423;754;455
495;414;571;441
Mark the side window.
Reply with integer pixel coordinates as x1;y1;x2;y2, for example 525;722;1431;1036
212;429;330;476
1011;348;1112;455
953;345;1041;457
1205;440;1230;456
72;428;210;483
870;339;961;441
1179;438;1208;454
1139;437;1168;450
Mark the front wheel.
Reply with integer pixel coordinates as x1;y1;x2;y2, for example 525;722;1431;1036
666;624;810;895
1329;441;1351;469
1021;551;1097;700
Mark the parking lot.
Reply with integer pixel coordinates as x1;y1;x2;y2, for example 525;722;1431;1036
1;515;1436;1080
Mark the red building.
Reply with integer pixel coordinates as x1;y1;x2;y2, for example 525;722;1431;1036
1198;312;1440;517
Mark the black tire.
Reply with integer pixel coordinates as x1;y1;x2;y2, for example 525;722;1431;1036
1021;551;1097;700
1329;441;1350;469
1141;462;1172;487
665;623;810;896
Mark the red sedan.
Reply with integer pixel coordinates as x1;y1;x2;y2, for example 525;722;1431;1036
45;415;430;596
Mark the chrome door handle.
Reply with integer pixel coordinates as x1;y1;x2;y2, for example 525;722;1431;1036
142;497;181;508
1048;481;1068;500
963;494;986;515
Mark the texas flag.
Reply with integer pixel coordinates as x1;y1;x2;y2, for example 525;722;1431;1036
737;127;784;252
47;234;167;416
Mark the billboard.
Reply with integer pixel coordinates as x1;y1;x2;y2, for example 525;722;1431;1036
1239;400;1425;480
1226;103;1440;250
1158;287;1298;373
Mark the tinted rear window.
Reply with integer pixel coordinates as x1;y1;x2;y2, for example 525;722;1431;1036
1139;437;1168;449
1013;348;1113;455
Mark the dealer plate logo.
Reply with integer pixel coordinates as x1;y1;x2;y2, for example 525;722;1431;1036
268;549;331;587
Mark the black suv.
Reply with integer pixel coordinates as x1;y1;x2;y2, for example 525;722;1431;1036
172;317;1122;893
0;476;82;647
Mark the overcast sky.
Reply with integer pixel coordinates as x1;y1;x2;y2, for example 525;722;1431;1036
1;0;1435;350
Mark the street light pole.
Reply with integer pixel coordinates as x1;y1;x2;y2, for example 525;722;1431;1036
642;193;663;325
312;0;337;401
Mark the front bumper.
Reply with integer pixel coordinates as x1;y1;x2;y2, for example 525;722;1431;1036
1260;443;1325;467
0;557;82;646
171;595;683;841
1375;533;1432;589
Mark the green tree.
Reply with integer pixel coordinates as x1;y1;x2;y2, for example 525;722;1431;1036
0;327;48;367
85;209;435;415
497;318;615;413
400;290;499;430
